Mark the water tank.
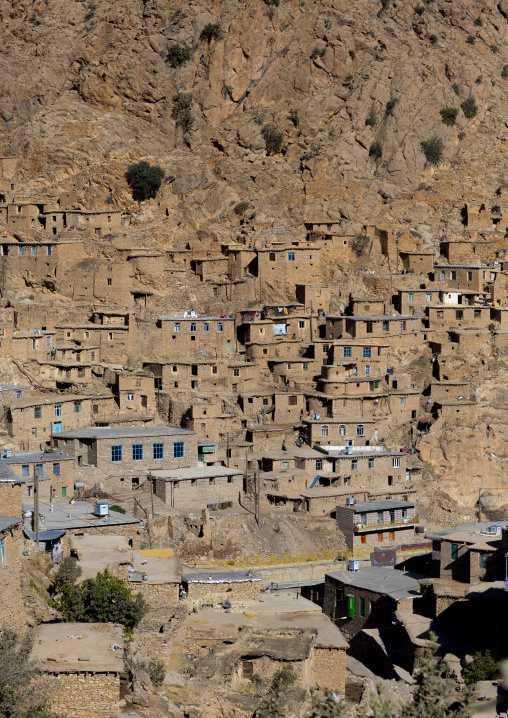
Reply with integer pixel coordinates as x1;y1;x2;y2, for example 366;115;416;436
314;413;321;420
74;482;85;490
346;497;356;506
348;560;359;572
487;525;502;535
346;446;353;455
4;450;11;458
94;502;109;517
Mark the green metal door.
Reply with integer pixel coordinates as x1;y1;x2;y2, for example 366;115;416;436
347;595;355;618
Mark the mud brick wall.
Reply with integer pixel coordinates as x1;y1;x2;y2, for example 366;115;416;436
37;672;120;718
0;481;22;515
314;646;346;696
185;580;261;602
0;525;26;632
60;523;144;558
134;582;180;632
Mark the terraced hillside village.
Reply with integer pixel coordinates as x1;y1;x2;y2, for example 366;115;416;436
1;0;508;716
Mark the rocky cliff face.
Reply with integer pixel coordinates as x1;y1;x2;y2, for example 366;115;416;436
1;0;508;234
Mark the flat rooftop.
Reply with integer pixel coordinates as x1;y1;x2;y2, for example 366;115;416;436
22;500;140;530
31;623;124;673
325;567;421;600
344;499;416;512
56;424;196;439
150;466;242;481
182;570;261;583
6;452;73;464
426;521;508;541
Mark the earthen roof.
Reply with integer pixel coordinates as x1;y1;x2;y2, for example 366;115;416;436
150;466;242;481
56;424;195;439
31;622;124;673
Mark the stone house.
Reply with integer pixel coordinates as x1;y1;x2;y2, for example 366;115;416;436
431;264;492;292
31;622;124;718
295;283;334;313
256;243;325;289
53;425;197;491
335;498;418;550
151;465;243;510
426;303;490;331
302;416;383;447
11;329;56;361
181;570;261;602
56;312;135;364
327;315;422;345
327;341;390;375
6;451;75;500
316;447;407;491
399;250;435;273
112;371;155;416
323;566;420;639
156;314;235;359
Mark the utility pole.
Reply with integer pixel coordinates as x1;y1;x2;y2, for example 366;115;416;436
226;433;230;468
149;476;155;518
34;466;40;549
255;469;260;526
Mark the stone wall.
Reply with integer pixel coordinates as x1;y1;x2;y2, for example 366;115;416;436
0;481;22;515
37;671;120;718
0;523;26;632
314;646;346;696
155;474;242;511
184;579;261;602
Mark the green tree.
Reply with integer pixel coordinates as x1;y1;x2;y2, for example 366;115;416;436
439;107;458;126
125;161;165;201
462;650;497;685
461;95;478;119
57;569;147;629
420;136;444;165
53;556;82;591
369;142;382;160
172;92;194;133
0;630;61;718
200;23;222;41
167;44;192;68
261;125;284;155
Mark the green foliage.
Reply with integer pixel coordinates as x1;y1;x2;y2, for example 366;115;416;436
263;0;280;6
109;504;126;514
310;47;326;59
414;5;425;14
462;650;497;685
429;34;438;44
473;15;483;26
490;44;499;53
452;83;460;96
252;110;265;125
256;690;287;718
172;92;194;132
344;73;353;84
439;107;458;126
148;659;166;688
385;97;398;116
288;109;300;128
380;0;390;8
271;666;297;691
57;568;147;629
352;233;370;256
0;630;62;718
365;113;376;126
53;556;82;591
349;49;356;59
420;136;444;165
167;44;192;68
306;689;342;717
126;161;165;201
261;125;284;155
84;3;97;21
200;23;222;42
234;201;250;216
251;673;263;685
503;65;508;78
466;35;475;44
369;142;382;160
461;95;478;119
475;75;483;84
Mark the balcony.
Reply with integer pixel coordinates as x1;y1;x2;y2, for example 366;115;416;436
354;515;419;532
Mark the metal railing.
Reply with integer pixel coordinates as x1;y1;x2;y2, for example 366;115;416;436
355;516;419;532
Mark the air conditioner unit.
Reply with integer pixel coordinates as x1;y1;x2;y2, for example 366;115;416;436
346;497;356;506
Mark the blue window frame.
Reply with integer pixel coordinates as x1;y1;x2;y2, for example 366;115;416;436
288;252;295;262
18;247;23;256
53;463;60;476
47;336;51;347
47;246;52;256
363;347;371;358
35;463;43;477
173;441;184;459
16;390;22;399
111;445;122;462
343;346;352;358
21;465;29;477
365;365;370;375
31;246;37;257
132;444;143;461
153;442;164;460
0;539;5;565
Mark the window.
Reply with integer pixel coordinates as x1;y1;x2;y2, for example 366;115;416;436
351;459;358;471
361;534;366;544
344;346;352;358
426;293;432;302
211;365;218;375
400;321;406;331
127;393;134;401
53;463;60;476
15;390;22;399
174;322;181;333
203;322;209;332
377;532;383;542
111;445;123;462
382;321;389;332
474;309;481;318
22;465;29;477
173;441;184;458
35;463;43;477
47;246;52;256
400;398;405;407
408;293;414;302
393;457;400;468
132;444;143;461
153;443;164;460
363;347;371;358
377;511;384;524
321;425;329;437
339;425;346;436
263;398;269;405
282;461;288;470
54;404;62;417
61;487;67;497
467;271;473;281
18;246;23;256
209;477;215;485
108;332;113;341
74;401;81;413
288;395;297;406
366;321;373;334
456;310;463;320
303;363;308;370
190;322;197;333
288;252;295;262
440;270;446;281
316;459;323;470
357;424;364;436
450;543;459;560
299;321;305;329
53;422;61;434
323;344;329;353
217;322;223;332
479;552;489;569
390;510;395;522
269;252;276;261
374;381;379;389
191;380;198;389
34;406;42;419
107;278;112;286
365;366;370;375
451;271;456;280
233;367;240;377
368;458;375;469
32;339;38;351
389;531;395;541
402;509;407;519
31;246;36;257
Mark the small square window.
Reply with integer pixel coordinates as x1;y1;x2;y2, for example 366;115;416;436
288;395;297;406
233;367;240;377
288;252;295;262
363;347;371;358
269;252;276;261
212;365;218;374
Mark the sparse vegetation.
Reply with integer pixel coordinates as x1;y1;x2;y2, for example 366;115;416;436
420;136;444;165
349;49;356;59
503;65;508;78
344;73;353;84
263;0;280;6
385;97;398;116
429;34;438;44
252;110;265;125
84;2;97;21
490;44;499;53
200;23;222;42
466;35;475;44
475;75;483;84
473;15;483;26
369;142;382;160
271;665;297;691
234;201;250;216
167;44;192;68
251;673;263;685
148;659;166;688
461;95;478;119
462;650;497;685
172;92;194;132
439;107;458;126
414;5;425;14
110;504;126;514
53;556;82;591
352;233;370;255
126;161;165;201
288;109;300;128
261;125;284;155
452;83;460;96
310;47;326;59
365;113;376;126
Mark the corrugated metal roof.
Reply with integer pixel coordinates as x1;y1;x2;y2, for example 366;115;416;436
57;424;196;439
325;566;421;599
0;516;21;532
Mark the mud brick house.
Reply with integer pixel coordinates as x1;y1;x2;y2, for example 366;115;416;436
111;371;155;416
399;250;435;273
54;425;197;491
11;329;56;361
396;288;483;315
323;566;420;640
431;264;492;292
6;451;75;500
56;311;135;364
256;242;325;289
295;283;334;313
128;549;181;630
0;516;25;632
182;570;262;602
335;498;418;550
327;341;390;374
316;447;407;490
156;313;235;358
151;465;243;510
327;315;423;345
0;382;29;402
0;460;30;515
302;416;383;447
426;302;490;331
31;622;124;718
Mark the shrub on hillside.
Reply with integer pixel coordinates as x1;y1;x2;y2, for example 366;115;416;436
420;136;444;165
261;125;284;155
167;44;192;68
439;107;458;126
126;161;165;201
461;95;478;119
